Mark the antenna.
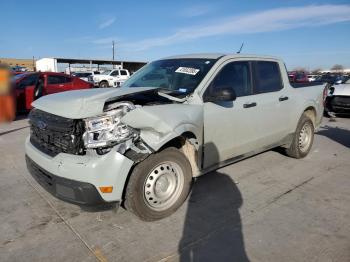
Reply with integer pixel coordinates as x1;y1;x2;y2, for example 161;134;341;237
237;42;244;54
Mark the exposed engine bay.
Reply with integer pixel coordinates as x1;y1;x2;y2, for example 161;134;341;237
29;88;181;160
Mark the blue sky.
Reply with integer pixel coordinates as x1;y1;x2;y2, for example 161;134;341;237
1;0;350;70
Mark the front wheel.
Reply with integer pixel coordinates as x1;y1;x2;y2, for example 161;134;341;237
99;81;109;88
125;148;192;221
285;114;314;159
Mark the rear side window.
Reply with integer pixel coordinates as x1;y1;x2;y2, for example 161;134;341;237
47;75;66;84
254;61;283;93
120;70;128;76
207;61;252;97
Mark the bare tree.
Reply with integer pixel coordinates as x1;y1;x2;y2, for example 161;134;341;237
331;64;344;73
292;67;308;72
311;68;322;74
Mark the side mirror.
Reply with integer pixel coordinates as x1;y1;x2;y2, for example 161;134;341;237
204;86;237;103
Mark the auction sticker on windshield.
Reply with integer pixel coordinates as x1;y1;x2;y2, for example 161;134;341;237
175;67;200;75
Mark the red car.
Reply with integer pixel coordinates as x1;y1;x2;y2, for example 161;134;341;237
288;71;309;83
14;72;93;112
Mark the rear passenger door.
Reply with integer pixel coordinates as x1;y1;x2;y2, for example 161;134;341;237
46;75;72;94
250;60;293;148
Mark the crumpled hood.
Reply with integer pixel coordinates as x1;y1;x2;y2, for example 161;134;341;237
32;87;157;119
332;84;350;96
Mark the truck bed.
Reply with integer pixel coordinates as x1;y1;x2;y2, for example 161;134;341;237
291;81;326;88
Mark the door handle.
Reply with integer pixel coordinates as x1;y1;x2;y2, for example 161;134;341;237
279;96;289;101
243;102;257;108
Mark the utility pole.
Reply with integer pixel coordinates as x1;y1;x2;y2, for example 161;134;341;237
112;41;115;61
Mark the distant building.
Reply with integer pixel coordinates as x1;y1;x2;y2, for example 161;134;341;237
0;58;35;71
36;57;146;74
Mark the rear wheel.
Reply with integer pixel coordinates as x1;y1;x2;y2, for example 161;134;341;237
285;114;314;158
125;148;192;221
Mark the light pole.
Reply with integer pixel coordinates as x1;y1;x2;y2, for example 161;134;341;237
112;41;115;61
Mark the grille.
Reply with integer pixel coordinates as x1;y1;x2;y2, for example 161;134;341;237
29;109;85;157
331;96;350;106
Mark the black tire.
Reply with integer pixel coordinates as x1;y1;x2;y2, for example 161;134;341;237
285;114;314;159
125;147;192;221
99;81;108;88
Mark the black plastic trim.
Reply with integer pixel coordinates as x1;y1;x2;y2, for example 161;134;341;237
26;155;112;206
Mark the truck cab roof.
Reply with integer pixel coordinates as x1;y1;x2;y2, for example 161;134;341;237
162;53;281;61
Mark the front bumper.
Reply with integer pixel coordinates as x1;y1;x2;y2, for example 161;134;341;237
326;96;350;113
26;156;106;205
25;137;134;204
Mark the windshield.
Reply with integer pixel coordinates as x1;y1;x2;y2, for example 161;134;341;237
12;73;28;81
75;73;91;77
101;70;112;75
122;58;216;95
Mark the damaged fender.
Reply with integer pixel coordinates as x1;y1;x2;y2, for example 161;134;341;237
121;104;203;152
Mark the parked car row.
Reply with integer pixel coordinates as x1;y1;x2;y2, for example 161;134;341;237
11;66;133;115
13;72;93;113
288;71;350;85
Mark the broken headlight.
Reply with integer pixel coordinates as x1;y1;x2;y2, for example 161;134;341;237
83;102;138;149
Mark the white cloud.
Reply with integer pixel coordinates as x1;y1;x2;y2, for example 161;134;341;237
123;5;350;51
92;37;118;45
180;5;212;17
98;17;116;29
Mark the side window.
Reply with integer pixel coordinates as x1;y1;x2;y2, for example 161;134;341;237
110;70;119;76
19;74;39;87
207;61;252;97
65;76;72;83
47;75;66;84
120;70;128;76
254;61;283;93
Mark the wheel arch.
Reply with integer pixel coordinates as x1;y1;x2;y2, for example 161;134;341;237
302;106;317;127
159;131;201;177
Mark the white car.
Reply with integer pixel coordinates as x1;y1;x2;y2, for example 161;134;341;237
325;78;350;114
72;71;100;82
307;74;318;82
92;69;130;88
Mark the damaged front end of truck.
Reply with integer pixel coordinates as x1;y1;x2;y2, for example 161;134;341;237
26;87;202;208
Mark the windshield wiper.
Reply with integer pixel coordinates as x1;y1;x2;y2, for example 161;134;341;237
157;91;188;102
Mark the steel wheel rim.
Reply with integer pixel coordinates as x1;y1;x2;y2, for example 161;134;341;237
143;161;184;211
299;122;312;152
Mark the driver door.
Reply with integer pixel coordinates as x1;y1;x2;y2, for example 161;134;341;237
203;60;260;169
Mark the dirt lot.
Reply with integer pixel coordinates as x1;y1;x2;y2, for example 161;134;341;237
0;116;349;262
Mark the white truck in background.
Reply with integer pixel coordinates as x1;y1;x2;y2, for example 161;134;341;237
90;69;130;88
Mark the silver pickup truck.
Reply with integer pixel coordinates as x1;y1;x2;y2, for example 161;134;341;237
25;54;326;221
